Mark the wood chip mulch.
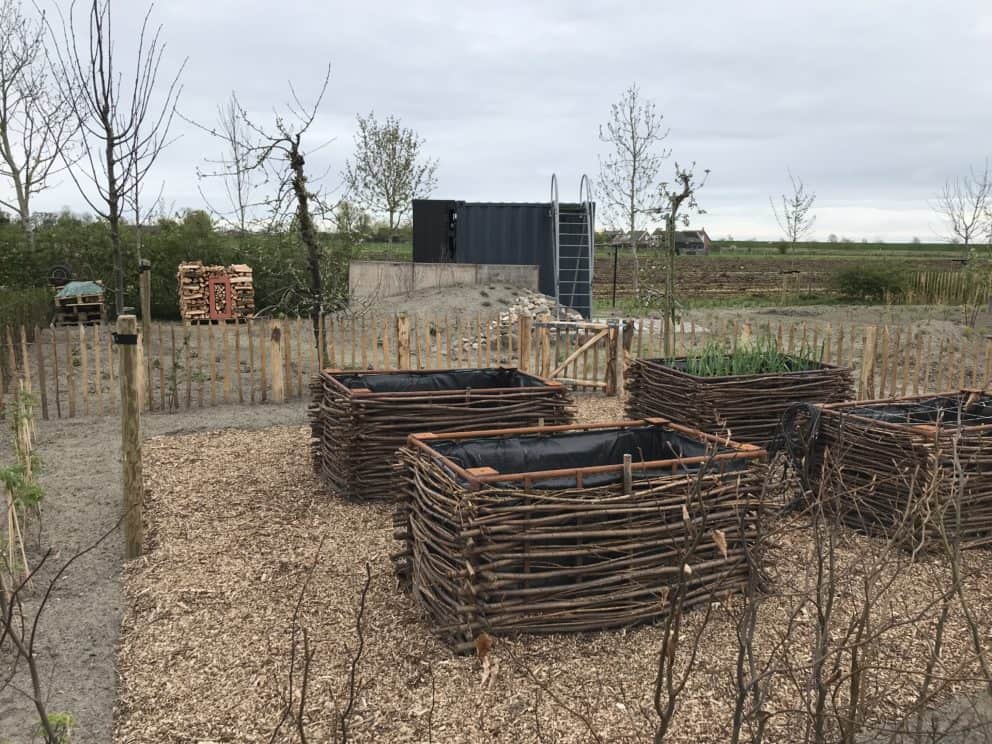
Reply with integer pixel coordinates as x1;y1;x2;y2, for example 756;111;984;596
115;395;992;743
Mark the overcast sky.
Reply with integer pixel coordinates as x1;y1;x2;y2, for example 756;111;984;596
30;0;992;241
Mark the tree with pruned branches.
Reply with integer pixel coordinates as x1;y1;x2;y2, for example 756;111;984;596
657;162;708;355
0;0;78;247
200;65;335;350
343;111;437;243
45;0;185;315
770;170;816;254
598;83;669;298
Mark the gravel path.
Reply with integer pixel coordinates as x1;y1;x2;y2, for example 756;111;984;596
0;401;308;744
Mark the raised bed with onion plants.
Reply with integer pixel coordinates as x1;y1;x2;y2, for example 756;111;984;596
626;339;854;448
309;367;574;502
395;418;767;652
805;390;992;552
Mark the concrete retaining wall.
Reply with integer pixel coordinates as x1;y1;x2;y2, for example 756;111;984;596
349;261;539;301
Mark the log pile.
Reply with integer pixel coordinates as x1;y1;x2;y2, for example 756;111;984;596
396;419;767;652
177;262;254;321
309;367;574;502
807;391;992;551
626;357;854;447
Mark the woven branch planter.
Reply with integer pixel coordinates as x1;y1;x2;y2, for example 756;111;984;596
395;419;767;652
309;367;574;501
626;356;854;447
808;390;992;551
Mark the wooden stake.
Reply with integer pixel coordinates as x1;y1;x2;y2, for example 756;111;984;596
259;319;268;402
860;325;877;400
157;323;166;411
623;453;633;495
117;315;143;559
79;324;89;416
233;323;244;404
222;321;231;404
209;323;217;406
34;326;48;420
197;324;205;407
94;325;104;416
65;325;76;418
247;318;256;404
397;313;411;369
50;327;60;418
519;315;532;373
185;323;193;409
269;321;285;403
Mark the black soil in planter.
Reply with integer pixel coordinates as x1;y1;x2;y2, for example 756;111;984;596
806;390;992;551
309;367;574;501
625;356;854;447
396;419;767;651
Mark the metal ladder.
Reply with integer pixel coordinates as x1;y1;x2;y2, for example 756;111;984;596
551;174;595;318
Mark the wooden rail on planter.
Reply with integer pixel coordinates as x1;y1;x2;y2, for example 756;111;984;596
1;313;990;418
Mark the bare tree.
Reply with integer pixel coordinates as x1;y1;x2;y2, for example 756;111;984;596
598;84;669;297
45;0;185;314
933;160;991;249
343;111;437;242
657;162;708;355
205;65;334;348
770;170;816;253
194;92;266;240
0;0;77;246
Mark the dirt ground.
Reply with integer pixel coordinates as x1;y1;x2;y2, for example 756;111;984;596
0;401;308;744
108;397;992;743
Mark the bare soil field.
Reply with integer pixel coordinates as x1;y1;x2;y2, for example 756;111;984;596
0;402;308;744
593;254;961;299
107;397;992;743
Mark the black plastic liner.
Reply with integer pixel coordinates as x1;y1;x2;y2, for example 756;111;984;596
841;395;992;426
649;356;827;376
429;424;745;489
333;368;548;394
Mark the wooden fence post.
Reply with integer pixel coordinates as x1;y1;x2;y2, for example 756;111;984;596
117;315;143;559
396;313;411;369
518;315;532;372
860;325;878;400
269;321;285;403
605;320;620;396
619;319;634;396
34;325;48;420
538;315;552;378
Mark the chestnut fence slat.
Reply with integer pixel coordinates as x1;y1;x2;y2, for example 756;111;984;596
2;314;990;418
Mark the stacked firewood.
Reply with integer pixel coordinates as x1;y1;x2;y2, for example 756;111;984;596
626;357;854;447
176;261;254;321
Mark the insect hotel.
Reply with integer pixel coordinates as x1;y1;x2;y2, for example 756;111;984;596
177;262;254;322
309;367;574;502
626;356;854;447
395;419;767;651
54;280;106;326
807;390;992;552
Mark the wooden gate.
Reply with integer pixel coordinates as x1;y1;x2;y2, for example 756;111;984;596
207;276;234;321
530;318;630;395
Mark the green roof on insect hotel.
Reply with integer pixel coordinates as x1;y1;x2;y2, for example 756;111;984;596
55;280;104;299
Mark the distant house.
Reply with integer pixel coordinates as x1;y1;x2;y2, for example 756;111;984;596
648;227;712;255
609;230;653;249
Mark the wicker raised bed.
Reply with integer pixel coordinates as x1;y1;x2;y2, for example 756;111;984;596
395;418;767;651
807;390;992;551
309;367;574;501
626;356;854;447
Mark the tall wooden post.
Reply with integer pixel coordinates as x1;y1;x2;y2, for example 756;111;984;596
605;320;620;396
860;325;878;400
34;325;48;420
518;315;532;372
117;315;143;559
396;313;411;369
139;259;152;409
269;321;285;403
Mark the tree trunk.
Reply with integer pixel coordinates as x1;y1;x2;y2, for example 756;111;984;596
288;140;324;353
630;214;639;298
665;214;676;357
